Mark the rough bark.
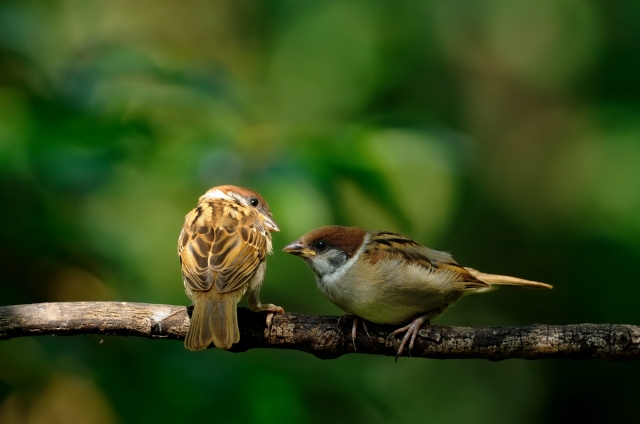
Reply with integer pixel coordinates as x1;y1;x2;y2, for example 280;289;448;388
0;302;638;360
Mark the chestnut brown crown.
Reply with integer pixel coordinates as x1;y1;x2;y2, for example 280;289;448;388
283;225;366;258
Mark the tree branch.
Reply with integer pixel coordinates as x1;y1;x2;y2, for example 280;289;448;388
0;302;637;360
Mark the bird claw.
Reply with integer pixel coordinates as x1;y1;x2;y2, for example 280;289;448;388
263;305;284;332
387;317;427;361
362;320;370;338
338;314;370;351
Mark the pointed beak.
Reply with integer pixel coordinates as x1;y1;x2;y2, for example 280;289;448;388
262;215;280;232
282;241;316;258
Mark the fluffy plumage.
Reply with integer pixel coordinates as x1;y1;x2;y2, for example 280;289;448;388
179;185;283;351
284;225;552;357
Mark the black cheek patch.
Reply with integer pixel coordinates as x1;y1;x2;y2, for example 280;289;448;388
328;251;347;268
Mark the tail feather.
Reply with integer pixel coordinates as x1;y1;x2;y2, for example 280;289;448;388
185;291;240;351
465;268;553;290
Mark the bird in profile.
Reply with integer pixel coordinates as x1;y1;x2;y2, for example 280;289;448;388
179;185;283;351
283;225;552;358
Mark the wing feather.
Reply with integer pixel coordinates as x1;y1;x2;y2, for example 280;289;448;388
364;231;488;288
178;200;268;294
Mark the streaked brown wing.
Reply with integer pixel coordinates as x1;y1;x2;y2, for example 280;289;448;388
179;205;217;291
178;201;267;294
364;231;488;288
209;226;266;293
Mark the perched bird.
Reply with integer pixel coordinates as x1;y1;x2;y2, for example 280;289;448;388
283;225;552;357
178;185;283;351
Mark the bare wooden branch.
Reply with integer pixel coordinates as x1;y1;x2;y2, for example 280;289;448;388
0;302;638;360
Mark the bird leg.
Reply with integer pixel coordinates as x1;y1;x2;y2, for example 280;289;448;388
250;303;284;331
338;314;370;351
263;304;285;331
247;288;284;331
387;317;429;360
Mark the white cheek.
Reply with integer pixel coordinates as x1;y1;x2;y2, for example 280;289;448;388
312;257;338;278
321;257;354;287
318;233;370;288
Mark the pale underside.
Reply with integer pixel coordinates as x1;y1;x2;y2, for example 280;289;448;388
317;256;469;324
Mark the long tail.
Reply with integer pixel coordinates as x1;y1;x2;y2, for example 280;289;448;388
465;268;553;289
184;290;240;351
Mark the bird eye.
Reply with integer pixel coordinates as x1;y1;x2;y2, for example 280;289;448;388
314;240;328;253
249;197;259;207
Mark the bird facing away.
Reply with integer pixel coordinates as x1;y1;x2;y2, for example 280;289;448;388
283;225;552;357
178;185;283;351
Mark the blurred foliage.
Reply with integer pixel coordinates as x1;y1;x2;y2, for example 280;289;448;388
1;0;640;423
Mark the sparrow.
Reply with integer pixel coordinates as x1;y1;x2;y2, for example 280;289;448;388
178;185;283;351
283;225;552;358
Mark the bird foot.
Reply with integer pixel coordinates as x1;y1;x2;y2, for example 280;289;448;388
387;317;428;361
338;314;370;351
260;304;284;331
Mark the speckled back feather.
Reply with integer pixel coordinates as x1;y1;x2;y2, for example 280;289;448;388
362;231;489;290
178;197;270;294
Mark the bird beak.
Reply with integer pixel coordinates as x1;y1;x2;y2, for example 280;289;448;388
262;215;280;232
282;241;316;257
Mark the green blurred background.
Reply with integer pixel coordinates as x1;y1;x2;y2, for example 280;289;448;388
1;0;640;422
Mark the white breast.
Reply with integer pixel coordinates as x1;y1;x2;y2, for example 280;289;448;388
317;244;464;324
